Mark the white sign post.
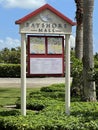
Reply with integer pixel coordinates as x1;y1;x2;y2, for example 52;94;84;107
21;34;26;116
65;34;70;115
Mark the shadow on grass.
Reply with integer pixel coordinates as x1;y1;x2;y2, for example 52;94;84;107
71;110;98;120
0;96;19;98
0;89;11;92
0;109;20;116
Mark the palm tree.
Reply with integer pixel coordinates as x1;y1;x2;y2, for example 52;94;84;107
83;0;96;101
75;0;83;60
71;0;83;98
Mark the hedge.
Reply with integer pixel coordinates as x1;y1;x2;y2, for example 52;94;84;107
1;86;98;130
0;64;20;77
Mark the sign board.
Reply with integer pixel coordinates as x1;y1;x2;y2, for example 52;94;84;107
19;9;72;34
15;4;75;115
28;36;64;76
30;58;62;74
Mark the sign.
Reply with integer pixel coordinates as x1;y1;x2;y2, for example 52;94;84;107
30;58;62;74
25;22;67;33
19;9;72;34
28;36;64;76
15;4;75;115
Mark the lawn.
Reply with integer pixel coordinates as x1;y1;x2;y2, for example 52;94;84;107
0;87;35;107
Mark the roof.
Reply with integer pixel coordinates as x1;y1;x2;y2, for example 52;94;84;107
15;4;76;26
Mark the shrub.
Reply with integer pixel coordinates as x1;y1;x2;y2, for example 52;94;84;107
40;83;65;92
1;102;98;130
1;84;98;129
71;54;83;98
94;57;98;87
71;52;98;99
16;84;65;112
0;64;20;77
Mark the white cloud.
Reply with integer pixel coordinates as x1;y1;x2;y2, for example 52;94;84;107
0;0;46;9
0;36;76;51
0;37;20;50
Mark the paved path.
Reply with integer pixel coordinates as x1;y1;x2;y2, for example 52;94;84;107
0;77;65;88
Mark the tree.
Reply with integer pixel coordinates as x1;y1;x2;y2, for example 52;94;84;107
75;0;83;60
9;47;21;64
0;47;21;64
71;0;83;98
83;0;96;101
0;48;10;63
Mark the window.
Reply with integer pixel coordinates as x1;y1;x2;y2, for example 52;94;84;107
29;36;63;55
47;37;62;54
30;37;45;54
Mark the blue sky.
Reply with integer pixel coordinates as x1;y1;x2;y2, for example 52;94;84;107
0;0;98;53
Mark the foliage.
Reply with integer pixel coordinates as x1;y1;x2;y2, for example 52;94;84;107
16;84;65;110
71;52;83;77
0;47;21;64
1;84;98;129
0;47;21;77
93;55;98;99
40;83;65;92
94;53;98;68
0;64;20;77
71;52;98;100
71;52;83;97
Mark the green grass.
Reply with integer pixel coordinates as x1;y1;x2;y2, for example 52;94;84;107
0;87;37;107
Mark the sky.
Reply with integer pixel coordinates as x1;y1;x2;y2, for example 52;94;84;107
0;0;98;53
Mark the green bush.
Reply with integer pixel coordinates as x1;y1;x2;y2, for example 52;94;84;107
95;69;98;86
16;85;65;111
0;47;21;64
1;102;98;130
0;64;20;77
40;83;65;92
94;56;98;86
1;84;98;129
93;68;98;99
70;53;98;99
71;54;83;97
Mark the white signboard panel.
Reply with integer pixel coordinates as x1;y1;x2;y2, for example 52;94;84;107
30;58;62;74
20;9;72;34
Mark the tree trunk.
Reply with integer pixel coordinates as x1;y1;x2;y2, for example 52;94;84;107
71;0;83;98
75;24;83;60
83;0;96;101
75;0;83;60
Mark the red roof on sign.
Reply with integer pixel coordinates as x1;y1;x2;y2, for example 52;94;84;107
15;4;75;26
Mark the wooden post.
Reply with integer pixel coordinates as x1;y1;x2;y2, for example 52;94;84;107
21;33;26;116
